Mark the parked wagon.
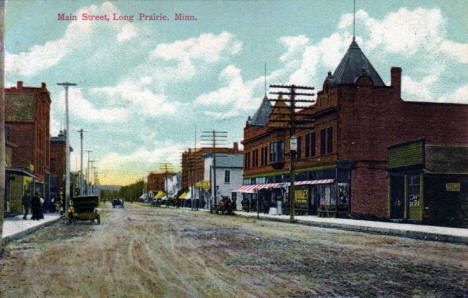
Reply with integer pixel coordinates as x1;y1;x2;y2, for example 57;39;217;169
67;195;100;224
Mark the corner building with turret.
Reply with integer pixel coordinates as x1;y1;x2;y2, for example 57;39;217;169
240;39;468;220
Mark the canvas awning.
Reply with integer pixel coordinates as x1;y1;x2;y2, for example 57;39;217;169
154;191;166;199
235;179;334;193
195;180;210;192
6;167;36;178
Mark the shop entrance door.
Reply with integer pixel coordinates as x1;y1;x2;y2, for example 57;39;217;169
390;176;405;219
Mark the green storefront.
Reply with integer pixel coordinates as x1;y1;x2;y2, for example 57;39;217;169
388;139;468;227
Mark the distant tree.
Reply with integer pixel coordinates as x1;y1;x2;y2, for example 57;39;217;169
117;179;145;202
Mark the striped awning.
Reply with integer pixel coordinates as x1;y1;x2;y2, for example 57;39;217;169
292;179;334;185
235;185;258;193
235;179;334;193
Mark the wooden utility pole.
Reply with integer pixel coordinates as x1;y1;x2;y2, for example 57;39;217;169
269;84;315;222
0;0;5;247
77;129;87;194
57;82;77;212
201;130;227;211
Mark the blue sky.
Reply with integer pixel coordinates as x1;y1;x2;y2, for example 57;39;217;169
5;0;468;185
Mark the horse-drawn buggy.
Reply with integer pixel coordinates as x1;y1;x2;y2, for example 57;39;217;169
212;196;236;215
67;195;100;224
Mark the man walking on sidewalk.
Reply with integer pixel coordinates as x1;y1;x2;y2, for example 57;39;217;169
22;192;30;220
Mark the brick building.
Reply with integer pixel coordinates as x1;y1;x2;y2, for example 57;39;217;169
240;38;468;220
181;143;241;190
147;171;176;192
49;130;67;200
5;81;51;198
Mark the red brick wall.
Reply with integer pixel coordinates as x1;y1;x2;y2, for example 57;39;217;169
147;172;176;192
6;82;51;183
350;162;388;218
8;122;34;169
50;140;66;192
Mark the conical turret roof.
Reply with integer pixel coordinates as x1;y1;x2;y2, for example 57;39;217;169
248;94;272;126
329;40;385;87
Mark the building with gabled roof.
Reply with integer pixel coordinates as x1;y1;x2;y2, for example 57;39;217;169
240;37;468;222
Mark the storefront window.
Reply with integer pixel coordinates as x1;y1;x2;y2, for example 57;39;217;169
408;174;420;207
338;183;349;207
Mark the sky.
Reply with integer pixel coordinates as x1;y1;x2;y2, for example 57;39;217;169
5;0;468;186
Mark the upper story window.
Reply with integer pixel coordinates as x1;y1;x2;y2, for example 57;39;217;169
327;127;333;153
244;152;251;169
224;170;230;184
296;136;302;160
320;129;326;154
253;149;259;167
305;133;310;158
5;125;10;142
311;132;316;156
270;141;285;163
260;146;268;166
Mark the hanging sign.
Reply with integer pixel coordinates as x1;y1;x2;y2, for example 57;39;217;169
446;183;460;192
290;136;297;151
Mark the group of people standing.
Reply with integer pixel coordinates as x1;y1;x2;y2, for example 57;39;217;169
22;192;45;220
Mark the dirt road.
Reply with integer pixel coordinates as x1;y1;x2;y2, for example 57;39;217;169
1;203;467;297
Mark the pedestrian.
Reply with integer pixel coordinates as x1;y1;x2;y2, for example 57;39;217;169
39;195;45;219
31;192;41;220
22;192;31;220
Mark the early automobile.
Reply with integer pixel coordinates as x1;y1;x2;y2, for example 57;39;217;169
67;195;100;224
112;198;124;208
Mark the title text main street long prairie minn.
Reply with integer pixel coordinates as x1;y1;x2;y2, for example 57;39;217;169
57;12;197;22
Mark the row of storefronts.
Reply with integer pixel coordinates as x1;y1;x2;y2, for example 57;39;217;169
238;38;468;227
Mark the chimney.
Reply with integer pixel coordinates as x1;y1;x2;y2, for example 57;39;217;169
41;82;47;90
391;67;402;98
17;81;23;89
233;142;239;153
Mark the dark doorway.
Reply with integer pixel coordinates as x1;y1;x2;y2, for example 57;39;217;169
390;176;405;219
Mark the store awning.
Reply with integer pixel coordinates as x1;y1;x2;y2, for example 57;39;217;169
235;185;258;193
6;167;36;178
154;191;166;199
235;179;334;193
292;179;334;185
194;180;210;192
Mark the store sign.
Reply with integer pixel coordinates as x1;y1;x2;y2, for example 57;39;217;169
290;137;297;151
295;189;308;204
446;183;460;192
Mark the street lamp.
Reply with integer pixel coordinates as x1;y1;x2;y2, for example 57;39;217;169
57;82;77;214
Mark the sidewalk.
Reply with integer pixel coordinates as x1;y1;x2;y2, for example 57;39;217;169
2;214;62;245
235;211;468;245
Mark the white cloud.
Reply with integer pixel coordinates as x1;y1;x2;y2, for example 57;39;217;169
55;88;130;123
49;115;61;136
6;2;137;76
91;81;185;117
402;75;438;101
277;35;309;62
195;65;255;111
143;31;243;84
203;110;240;120
151;31;242;63
338;7;468;64
117;23;137;43
439;83;468;104
440;40;468;64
